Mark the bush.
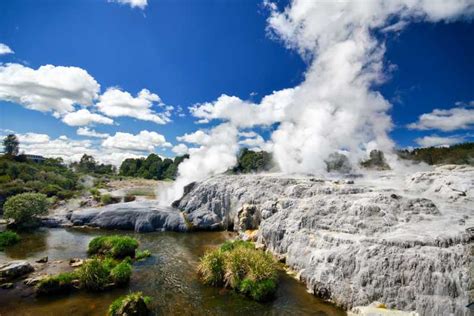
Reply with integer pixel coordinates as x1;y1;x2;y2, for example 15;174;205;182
77;259;111;291
110;261;132;286
0;231;20;250
36;272;77;295
88;235;139;259
3;192;48;226
198;240;278;301
135;249;151;261
108;292;151;316
101;194;120;205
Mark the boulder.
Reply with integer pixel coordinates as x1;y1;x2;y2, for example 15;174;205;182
0;261;34;280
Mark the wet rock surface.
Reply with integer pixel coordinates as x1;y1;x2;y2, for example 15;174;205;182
43;201;188;233
177;165;474;316
0;261;34;280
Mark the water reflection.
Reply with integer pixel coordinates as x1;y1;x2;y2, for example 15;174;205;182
0;228;346;316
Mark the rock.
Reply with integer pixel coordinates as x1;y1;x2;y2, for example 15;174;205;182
360;150;391;170
0;282;14;289
171;182;196;207
69;258;84;267
36;256;48;263
0;261;34;280
349;301;419;315
44;201;188;233
236;204;261;231
176;166;474;315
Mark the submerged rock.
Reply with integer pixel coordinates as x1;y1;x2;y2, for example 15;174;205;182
0;261;34;280
177;165;474;315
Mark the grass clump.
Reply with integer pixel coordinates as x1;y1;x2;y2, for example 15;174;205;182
3;192;48;227
110;261;132;286
0;230;20;250
198;240;278;301
88;235;139;259
108;292;151;316
36;271;77;295
135;249;151;261
100;194;120;205
77;258;111;291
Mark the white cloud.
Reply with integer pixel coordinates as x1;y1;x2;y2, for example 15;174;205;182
0;63;100;114
176;130;212;145
0;43;14;55
171;144;189;156
62;109;114;126
102;130;169;152
96;88;172;124
109;0;147;9
407;106;474;131
189;88;296;128
76;127;110;139
415;135;465;147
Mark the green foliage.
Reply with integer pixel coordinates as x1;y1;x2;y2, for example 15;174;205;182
71;154;116;175
3;134;19;157
100;194;120;205
108;292;152;316
198;240;278;301
119;153;189;180
135;249;151;261
233;148;272;174
36;271;77;295
110;261;132;286
0;155;78;210
0;231;20;250
3;192;48;226
77;258;111;291
88;235;139;259
398;142;474;165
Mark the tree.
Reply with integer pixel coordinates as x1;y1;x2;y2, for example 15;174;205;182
233;149;273;173
3;134;19;157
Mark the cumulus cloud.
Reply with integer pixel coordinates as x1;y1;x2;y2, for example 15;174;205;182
407;105;474;131
108;0;147;9
176;130;212;145
76;127;110;139
96;88;172;124
171;143;189;156
190;88;296;128
102;130;170;152
415;135;465;147
0;63;100;114
0;43;14;55
238;133;271;152
62;109;114;126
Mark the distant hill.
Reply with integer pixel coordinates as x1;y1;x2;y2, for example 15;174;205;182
397;142;474;165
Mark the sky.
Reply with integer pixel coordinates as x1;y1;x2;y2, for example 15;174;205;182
0;0;473;168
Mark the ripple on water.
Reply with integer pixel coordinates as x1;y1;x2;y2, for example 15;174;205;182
0;228;346;316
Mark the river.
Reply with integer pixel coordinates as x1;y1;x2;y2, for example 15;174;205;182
0;228;346;315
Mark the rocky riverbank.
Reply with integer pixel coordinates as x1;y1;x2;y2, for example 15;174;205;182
175;165;474;316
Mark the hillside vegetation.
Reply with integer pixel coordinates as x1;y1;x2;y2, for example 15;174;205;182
397;142;474;165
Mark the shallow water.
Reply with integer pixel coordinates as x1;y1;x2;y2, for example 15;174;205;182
0;228;346;316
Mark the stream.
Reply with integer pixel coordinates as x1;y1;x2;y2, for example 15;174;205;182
0;228;346;315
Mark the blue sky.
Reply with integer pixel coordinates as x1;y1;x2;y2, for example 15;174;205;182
0;0;473;165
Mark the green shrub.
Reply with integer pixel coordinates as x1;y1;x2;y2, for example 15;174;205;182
3;192;48;226
77;259;111;291
198;240;278;302
0;231;20;250
135;249;151;261
88;235;139;259
41;184;63;197
110;261;132;286
108;292;151;316
36;272;77;295
198;250;225;286
100;194;120;205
